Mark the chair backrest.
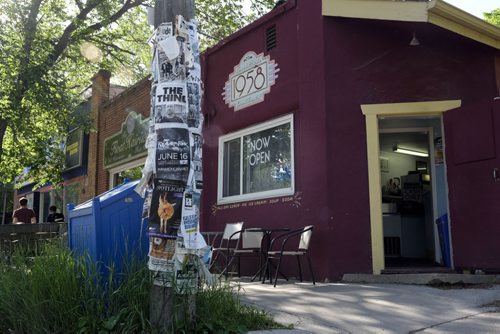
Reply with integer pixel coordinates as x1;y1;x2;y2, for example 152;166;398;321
222;222;244;240
298;225;313;250
241;229;264;249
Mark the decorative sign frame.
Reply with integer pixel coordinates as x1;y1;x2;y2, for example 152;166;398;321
104;112;149;169
223;51;279;111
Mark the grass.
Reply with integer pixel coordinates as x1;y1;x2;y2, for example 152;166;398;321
0;241;286;333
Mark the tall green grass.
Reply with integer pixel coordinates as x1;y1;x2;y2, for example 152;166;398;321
0;242;152;333
0;242;286;333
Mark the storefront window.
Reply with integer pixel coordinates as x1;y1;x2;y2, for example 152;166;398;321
219;114;294;204
114;165;144;186
65;183;81;210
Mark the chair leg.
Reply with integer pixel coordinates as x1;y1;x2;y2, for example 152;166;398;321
307;254;315;285
297;255;303;282
258;252;263;281
209;252;220;272
262;255;271;284
273;255;283;287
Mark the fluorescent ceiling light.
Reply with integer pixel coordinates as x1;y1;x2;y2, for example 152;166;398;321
393;145;428;157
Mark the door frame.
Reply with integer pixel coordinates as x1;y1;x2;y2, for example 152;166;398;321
361;100;461;274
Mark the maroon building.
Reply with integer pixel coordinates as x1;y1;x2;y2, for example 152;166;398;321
201;0;500;280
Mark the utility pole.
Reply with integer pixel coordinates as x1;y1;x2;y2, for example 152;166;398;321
154;0;194;27
148;0;200;332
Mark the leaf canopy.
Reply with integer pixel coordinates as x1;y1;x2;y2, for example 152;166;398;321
0;0;274;188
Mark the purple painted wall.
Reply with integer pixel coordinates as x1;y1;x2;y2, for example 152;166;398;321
324;17;499;271
201;0;500;279
202;0;335;280
444;99;500;270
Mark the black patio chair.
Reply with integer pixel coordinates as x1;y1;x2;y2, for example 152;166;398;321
209;222;244;277
264;225;315;287
231;228;264;278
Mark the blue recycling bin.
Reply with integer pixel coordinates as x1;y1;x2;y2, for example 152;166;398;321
435;214;451;267
68;180;148;275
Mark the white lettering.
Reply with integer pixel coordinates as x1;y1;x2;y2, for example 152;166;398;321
248;136;270;153
248;151;270;166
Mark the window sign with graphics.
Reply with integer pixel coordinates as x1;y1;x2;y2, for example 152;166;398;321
223;51;279;111
104;112;149;169
65;128;83;170
219;114;294;204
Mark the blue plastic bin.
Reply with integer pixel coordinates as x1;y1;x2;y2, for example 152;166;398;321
68;180;148;274
435;214;451;267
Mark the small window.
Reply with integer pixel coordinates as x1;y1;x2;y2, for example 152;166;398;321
266;25;277;51
218;114;294;204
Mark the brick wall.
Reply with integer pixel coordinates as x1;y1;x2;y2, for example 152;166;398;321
87;70;111;198
95;77;151;195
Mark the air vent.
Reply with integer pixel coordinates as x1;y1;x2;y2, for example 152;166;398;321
266;25;277;51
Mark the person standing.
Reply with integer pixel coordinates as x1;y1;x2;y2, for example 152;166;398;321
12;197;37;224
46;205;65;223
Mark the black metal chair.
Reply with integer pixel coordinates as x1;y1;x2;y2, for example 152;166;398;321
232;228;264;278
208;222;244;277
264;225;315;287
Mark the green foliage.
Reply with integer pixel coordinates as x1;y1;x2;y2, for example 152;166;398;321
0;0;274;187
0;0;153;186
0;243;153;333
484;8;500;26
196;0;275;49
186;282;285;333
0;243;286;333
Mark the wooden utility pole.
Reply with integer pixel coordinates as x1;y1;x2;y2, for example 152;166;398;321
150;0;196;332
154;0;194;27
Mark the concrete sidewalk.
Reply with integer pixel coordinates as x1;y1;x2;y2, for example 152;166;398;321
238;279;500;333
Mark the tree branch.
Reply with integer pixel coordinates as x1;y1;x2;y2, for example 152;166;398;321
87;37;136;56
45;0;147;69
74;0;84;11
84;0;147;33
18;0;43;94
45;0;101;68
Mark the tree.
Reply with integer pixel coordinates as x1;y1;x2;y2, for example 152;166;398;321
484;8;500;26
0;0;154;187
196;0;275;49
0;0;274;188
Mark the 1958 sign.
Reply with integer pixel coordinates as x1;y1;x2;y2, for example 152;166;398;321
223;52;279;111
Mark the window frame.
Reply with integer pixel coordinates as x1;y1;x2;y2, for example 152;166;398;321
217;114;295;204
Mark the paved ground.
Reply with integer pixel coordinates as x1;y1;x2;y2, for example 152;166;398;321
238;279;500;333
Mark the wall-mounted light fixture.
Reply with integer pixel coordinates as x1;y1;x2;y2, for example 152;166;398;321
393;145;428;157
409;32;420;46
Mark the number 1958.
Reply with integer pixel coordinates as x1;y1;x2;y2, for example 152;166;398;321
231;63;268;100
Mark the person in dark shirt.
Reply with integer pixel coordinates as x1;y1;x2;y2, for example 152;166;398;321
12;197;37;224
46;205;65;223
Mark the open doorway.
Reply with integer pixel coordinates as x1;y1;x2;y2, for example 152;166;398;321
379;116;450;272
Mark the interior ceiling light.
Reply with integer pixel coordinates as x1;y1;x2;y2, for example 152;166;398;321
393;145;428;157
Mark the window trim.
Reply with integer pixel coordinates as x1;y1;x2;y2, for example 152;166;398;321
217;114;295;204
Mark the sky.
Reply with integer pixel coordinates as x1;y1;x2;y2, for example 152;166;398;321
445;0;498;18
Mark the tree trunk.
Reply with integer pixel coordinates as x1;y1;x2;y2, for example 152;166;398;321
0;119;7;164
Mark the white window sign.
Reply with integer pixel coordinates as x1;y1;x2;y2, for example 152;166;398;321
223;51;279;111
218;114;294;204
